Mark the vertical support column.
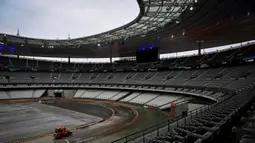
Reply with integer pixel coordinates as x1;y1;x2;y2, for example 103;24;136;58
17;52;20;59
143;132;145;142
68;54;71;64
3;35;7;46
36;60;38;67
110;44;113;65
168;120;170;131
198;42;201;56
197;40;204;56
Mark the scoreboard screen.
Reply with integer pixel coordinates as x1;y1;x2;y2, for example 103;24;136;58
136;46;159;63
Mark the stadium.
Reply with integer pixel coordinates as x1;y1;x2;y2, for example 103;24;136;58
0;0;255;143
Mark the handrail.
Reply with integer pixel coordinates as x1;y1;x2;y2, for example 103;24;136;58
111;91;235;143
0;81;231;93
157;96;187;108
111;103;211;143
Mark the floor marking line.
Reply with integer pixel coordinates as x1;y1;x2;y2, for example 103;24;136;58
66;139;70;143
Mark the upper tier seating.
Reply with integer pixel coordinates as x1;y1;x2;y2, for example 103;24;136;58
55;73;72;83
90;73;111;83
1;63;254;91
0;44;254;72
107;72;128;83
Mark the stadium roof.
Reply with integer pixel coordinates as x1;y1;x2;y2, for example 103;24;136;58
1;0;255;58
0;0;195;45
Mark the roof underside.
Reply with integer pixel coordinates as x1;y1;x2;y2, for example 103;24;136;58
1;0;255;58
0;0;194;45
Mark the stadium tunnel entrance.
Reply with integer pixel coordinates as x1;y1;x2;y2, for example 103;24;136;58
53;89;63;97
42;89;77;98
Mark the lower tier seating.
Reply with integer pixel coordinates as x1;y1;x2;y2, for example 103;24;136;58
121;92;142;102
146;94;184;107
109;91;130;101
0;90;45;99
0;91;9;99
79;90;103;98
95;91;120;100
129;93;160;104
145;87;255;143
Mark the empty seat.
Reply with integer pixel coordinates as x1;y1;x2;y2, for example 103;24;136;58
0;91;9;99
129;93;159;104
121;92;141;102
81;90;103;98
110;91;129;101
9;90;33;98
95;91;120;100
146;94;183;107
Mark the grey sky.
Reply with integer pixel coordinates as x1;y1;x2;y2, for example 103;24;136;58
0;0;139;39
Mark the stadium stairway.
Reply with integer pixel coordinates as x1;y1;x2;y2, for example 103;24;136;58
232;95;255;143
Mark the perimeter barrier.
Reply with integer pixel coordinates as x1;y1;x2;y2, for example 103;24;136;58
111;103;212;143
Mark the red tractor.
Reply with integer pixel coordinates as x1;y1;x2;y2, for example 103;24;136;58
53;127;72;139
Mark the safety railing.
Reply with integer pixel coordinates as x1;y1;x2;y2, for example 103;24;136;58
111;103;213;143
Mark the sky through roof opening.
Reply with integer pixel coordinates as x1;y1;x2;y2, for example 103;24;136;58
0;0;139;39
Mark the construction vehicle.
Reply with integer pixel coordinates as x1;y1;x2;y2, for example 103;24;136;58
53;127;72;139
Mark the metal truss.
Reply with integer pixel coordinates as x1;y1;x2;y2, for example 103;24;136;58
0;0;196;47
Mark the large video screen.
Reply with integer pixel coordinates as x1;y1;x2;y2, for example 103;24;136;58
136;47;159;63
